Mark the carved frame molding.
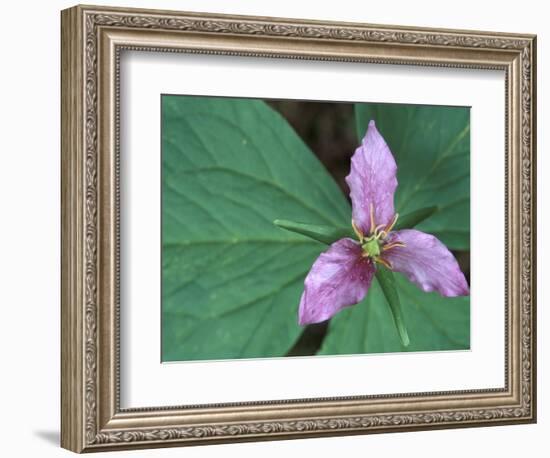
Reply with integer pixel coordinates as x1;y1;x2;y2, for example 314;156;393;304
61;4;536;452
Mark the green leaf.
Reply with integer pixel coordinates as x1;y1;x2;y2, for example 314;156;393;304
161;95;351;361
375;267;409;347
274;219;353;245
394;206;438;231
318;272;470;355
355;103;470;250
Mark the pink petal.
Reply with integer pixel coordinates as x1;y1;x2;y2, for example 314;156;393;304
345;120;398;235
298;238;375;325
382;229;469;297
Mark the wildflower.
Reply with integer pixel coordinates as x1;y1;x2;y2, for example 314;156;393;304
298;121;469;325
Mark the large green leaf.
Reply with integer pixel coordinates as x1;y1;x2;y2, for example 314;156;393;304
318;273;470;355
355;103;470;250
320;103;471;354
161;95;351;361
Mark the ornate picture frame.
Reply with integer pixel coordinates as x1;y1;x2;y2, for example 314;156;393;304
61;4;536;453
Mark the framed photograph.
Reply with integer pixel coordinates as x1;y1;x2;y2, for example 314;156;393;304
61;4;537;453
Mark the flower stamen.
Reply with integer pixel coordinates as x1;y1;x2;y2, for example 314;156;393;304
374;256;393;269
359;205;402;264
377;230;388;239
382;241;406;252
385;212;399;233
351;219;364;242
369;203;376;234
373;223;387;238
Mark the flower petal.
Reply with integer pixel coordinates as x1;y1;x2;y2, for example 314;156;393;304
298;238;375;325
345;120;398;235
382;229;469;297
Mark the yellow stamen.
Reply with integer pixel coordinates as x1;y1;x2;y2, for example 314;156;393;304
374;256;393;269
369;203;376;234
385;213;399;233
382;241;406;252
351;220;364;242
373;223;387;238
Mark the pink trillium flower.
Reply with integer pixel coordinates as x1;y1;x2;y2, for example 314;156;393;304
298;121;470;326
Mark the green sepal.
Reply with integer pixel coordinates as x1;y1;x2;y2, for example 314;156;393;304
375;266;410;347
395;206;439;231
274;219;353;245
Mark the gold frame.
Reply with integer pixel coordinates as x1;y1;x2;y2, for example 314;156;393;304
61;4;537;453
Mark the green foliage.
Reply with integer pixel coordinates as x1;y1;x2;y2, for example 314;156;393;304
161;95;350;361
394;206;439;231
162;96;470;361
319;273;470;355
273;220;353;245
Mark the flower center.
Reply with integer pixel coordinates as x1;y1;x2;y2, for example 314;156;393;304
351;204;406;269
362;238;381;257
